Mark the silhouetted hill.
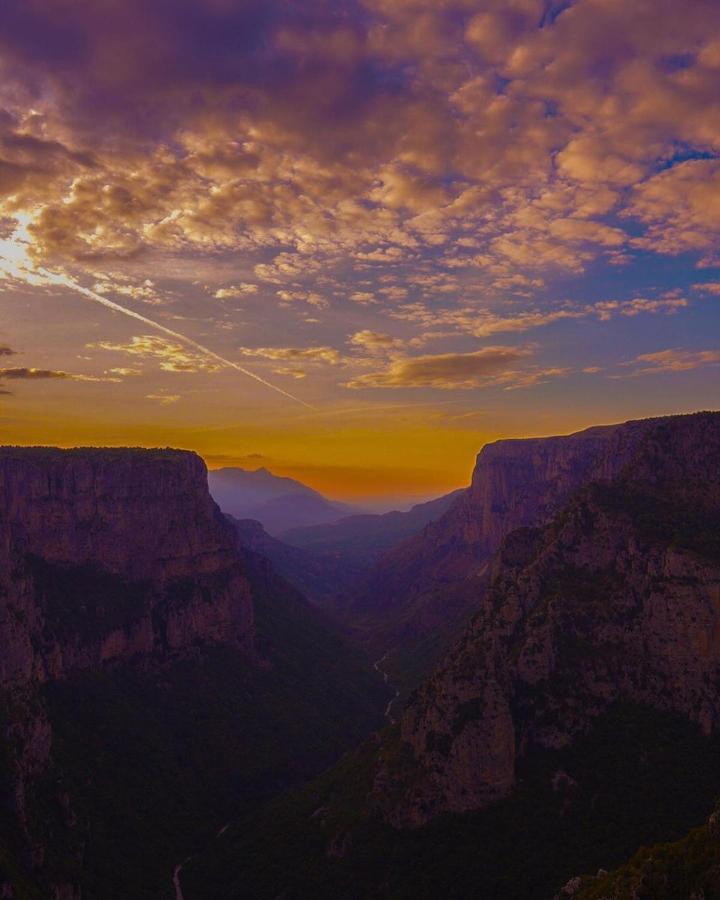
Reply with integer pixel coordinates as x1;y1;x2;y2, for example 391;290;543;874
208;466;356;534
231;517;365;608
279;489;465;570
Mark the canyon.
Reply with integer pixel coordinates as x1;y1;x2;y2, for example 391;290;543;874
1;411;719;898
0;447;385;898
348;416;683;656
378;412;720;826
183;411;720;899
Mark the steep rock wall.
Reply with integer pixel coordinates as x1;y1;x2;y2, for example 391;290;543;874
373;412;720;826
0;447;254;684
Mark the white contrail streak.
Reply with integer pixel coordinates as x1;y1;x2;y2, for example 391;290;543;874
38;268;316;409
0;218;313;406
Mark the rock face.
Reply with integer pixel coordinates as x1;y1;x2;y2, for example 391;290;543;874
0;447;253;685
354;418;674;640
0;447;254;896
374;412;720;826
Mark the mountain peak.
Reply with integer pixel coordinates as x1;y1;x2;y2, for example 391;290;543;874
208;465;356;535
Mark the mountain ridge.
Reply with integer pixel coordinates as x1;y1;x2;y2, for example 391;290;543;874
208;466;355;535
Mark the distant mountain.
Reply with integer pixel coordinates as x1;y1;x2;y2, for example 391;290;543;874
228;491;465;613
279;489;465;570
207;466;355;535
230;517;365;609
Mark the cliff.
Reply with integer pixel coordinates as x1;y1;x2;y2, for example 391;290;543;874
375;412;720;826
179;412;720;900
0;447;254;685
0;446;254;897
349;415;705;676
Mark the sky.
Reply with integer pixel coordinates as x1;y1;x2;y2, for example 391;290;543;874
0;0;718;505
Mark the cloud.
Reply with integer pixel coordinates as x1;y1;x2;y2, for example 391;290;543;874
0;345;16;356
0;0;719;411
591;295;689;320
7;0;719;277
0;366;117;382
0;367;67;379
0;366;121;393
213;284;259;299
389;294;691;338
276;289;327;308
349;330;404;354
349;291;379;305
108;366;142;376
343;345;567;390
93;278;164;305
239;345;341;365
693;282;720;295
273;366;308;379
621;348;720;375
145;393;181;404
88;334;222;373
625;160;720;262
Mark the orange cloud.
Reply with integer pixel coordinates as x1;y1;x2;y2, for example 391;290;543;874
625;348;720;375
342;345;566;390
88;335;222;373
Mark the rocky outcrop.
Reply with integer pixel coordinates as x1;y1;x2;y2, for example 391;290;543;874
373;412;720;826
560;801;720;899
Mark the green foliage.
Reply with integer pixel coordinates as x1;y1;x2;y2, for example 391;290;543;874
184;703;720;900
34;559;386;898
592;481;720;562
575;818;720;899
27;555;151;641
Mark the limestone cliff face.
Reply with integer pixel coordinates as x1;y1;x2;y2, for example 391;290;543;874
0;447;254;897
0;446;243;579
373;412;720;826
355;417;670;637
0;447;254;685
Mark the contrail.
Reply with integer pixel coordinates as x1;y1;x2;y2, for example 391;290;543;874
37;267;316;409
0;218;313;406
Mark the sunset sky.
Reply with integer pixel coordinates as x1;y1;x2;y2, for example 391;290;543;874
0;0;718;504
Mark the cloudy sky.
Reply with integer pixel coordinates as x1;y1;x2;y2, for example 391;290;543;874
0;0;718;503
